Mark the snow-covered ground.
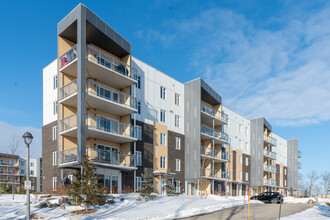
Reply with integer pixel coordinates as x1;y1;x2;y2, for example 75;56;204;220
280;203;330;220
0;194;262;219
284;196;330;204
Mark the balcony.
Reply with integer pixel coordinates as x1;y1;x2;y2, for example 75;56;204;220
264;164;277;173
201;125;229;144
263;178;276;186
298;173;302;180
60;79;137;116
0;162;19;167
60;114;137;143
200;146;229;162
201;103;228;126
59;45;137;89
298;151;302;158
264;150;277;160
264;135;277;146
298;162;302;169
201;168;229;180
60;147;136;170
0;172;19;176
0;180;20;184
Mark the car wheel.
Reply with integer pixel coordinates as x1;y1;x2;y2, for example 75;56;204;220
271;199;278;204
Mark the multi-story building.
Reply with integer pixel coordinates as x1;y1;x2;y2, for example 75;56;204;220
42;4;300;196
19;157;42;192
0;153;20;191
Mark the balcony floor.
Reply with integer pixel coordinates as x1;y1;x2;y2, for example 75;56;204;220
201;133;227;144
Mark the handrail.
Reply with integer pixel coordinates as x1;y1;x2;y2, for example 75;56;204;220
60;114;77;132
60;80;77;100
61;148;77;163
264;150;277;159
201;168;229;179
264;134;277;145
60;45;77;68
87;147;135;167
201;103;228;123
201;125;229;142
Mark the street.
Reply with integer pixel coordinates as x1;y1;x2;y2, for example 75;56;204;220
180;203;314;220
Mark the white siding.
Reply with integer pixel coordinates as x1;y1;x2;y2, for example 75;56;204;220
273;133;288;166
43;59;58;126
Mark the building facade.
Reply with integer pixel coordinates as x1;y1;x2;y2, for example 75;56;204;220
19;157;42;192
0;153;20;191
42;4;300;196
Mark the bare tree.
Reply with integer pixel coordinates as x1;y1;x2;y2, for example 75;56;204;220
320;170;330;198
314;184;321;197
306;170;319;196
199;155;212;199
7;135;21;200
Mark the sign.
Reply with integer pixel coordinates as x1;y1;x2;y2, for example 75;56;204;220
24;181;31;190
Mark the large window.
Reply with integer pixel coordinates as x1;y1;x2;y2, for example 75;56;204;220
53;177;57;191
239;155;242;164
245;172;248;181
175;115;180;128
53;101;58;115
175;159;181;171
135;126;142;140
136;177;142;191
175;93;180;106
160;156;166;169
135;75;141;89
52;126;57;141
175;180;180;193
160;110;166;123
160;86;166;100
239;124;242;133
136;151;142;166
53;75;58;90
52;151;57;166
245;157;249;166
239;171;242;180
137;101;141;114
160;133;166;146
175;137;181;150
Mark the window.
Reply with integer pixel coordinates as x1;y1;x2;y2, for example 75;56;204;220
175;137;181;150
53;177;57;191
160;86;166;100
52;151;57;166
30;170;34;175
136;151;142;166
135;75;141;89
239;124;242;133
53;101;58;115
175;93;180;106
175;115;180;128
30;162;34;167
160;133;166;146
52;126;57;141
160;110;166;123
245;127;248;136
68;175;73;182
245;157;248;166
137;101;141;114
175;159;181;171
284;168;286;175
160;156;166;169
136;177;142;191
175;180;180;193
280;179;282;186
135;126;142;140
239;156;242;164
245;142;248;150
284;180;287;186
239;140;243;149
245;172;248;181
239;171;242;180
21;169;25;175
53;75;58;90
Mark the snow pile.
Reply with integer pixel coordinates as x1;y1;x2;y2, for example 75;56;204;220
0;193;262;219
280;203;330;220
284;196;315;204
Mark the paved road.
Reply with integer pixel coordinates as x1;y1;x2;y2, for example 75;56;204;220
180;203;314;220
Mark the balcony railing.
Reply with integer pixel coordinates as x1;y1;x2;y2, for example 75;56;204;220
0;172;19;175
264;164;277;173
0;180;20;184
87;147;135;168
60;80;77;100
60;114;77;132
61;148;78;164
264;135;277;145
201;126;229;142
201;168;229;179
0;162;19;166
86;45;137;79
264;150;277;159
201;103;228;123
200;146;230;161
298;151;302;158
60;45;77;68
263;178;276;186
298;162;302;169
87;80;137;109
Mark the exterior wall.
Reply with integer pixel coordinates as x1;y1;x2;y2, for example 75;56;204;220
287;139;298;191
242;154;250;183
250;118;264;187
273;133;287;167
43;60;58;126
0;154;20;191
19;157;42;192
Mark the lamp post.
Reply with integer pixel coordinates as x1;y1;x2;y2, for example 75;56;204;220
22;131;33;220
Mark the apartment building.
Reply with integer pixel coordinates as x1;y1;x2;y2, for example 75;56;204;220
19;157;42;192
42;4;300;196
0;153;20;191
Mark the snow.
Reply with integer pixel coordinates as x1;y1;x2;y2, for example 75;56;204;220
0;194;262;219
284;196;330;204
280;203;330;220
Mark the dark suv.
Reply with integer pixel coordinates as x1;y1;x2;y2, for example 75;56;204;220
250;192;284;204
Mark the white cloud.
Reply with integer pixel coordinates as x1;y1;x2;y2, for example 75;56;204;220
0;121;42;158
156;5;330;126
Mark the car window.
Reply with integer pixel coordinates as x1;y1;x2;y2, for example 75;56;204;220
259;193;264;197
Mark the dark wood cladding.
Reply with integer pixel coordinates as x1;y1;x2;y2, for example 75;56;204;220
283;166;288;187
232;151;236;181
276;164;280;186
243;154;250;184
168;130;185;194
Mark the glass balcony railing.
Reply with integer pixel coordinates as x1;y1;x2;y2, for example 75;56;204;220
264;164;277;173
264;150;277;159
60;45;77;68
200;146;229;161
61;148;77;164
0;162;19;166
298;162;302;168
60;80;77;100
298;151;302;158
264;134;277;145
201;168;229;179
201;125;229;142
263;178;276;186
201;103;228;123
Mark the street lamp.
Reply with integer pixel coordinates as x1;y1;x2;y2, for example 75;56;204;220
22;131;33;220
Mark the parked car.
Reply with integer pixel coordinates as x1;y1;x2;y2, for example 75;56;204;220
250;192;284;204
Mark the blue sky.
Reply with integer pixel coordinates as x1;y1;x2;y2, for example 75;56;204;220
0;0;329;183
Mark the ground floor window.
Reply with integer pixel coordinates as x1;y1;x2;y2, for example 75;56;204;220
52;177;57;191
99;174;119;193
175;180;180;193
136;177;142;191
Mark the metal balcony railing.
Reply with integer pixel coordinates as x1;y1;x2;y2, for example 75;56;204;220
60;114;77;132
263;178;276;186
61;148;78;164
264;150;277;159
60;80;77;100
264;164;277;173
0;162;19;166
60;45;77;68
298;151;302;158
201;168;229;179
201;126;229;142
264;134;277;145
298;162;302;169
201;103;228;123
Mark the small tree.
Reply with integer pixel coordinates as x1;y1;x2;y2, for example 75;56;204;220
140;168;153;201
67;155;105;211
320;170;330;198
306;170;319;196
163;171;175;196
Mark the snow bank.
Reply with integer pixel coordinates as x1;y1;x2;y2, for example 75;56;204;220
280;203;330;220
0;193;262;219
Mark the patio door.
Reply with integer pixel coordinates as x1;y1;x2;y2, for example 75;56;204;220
160;179;166;195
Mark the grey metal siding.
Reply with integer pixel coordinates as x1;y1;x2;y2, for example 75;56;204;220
287;139;298;190
250;118;264;187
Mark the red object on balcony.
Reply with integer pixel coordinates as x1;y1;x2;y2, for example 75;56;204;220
61;57;68;68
